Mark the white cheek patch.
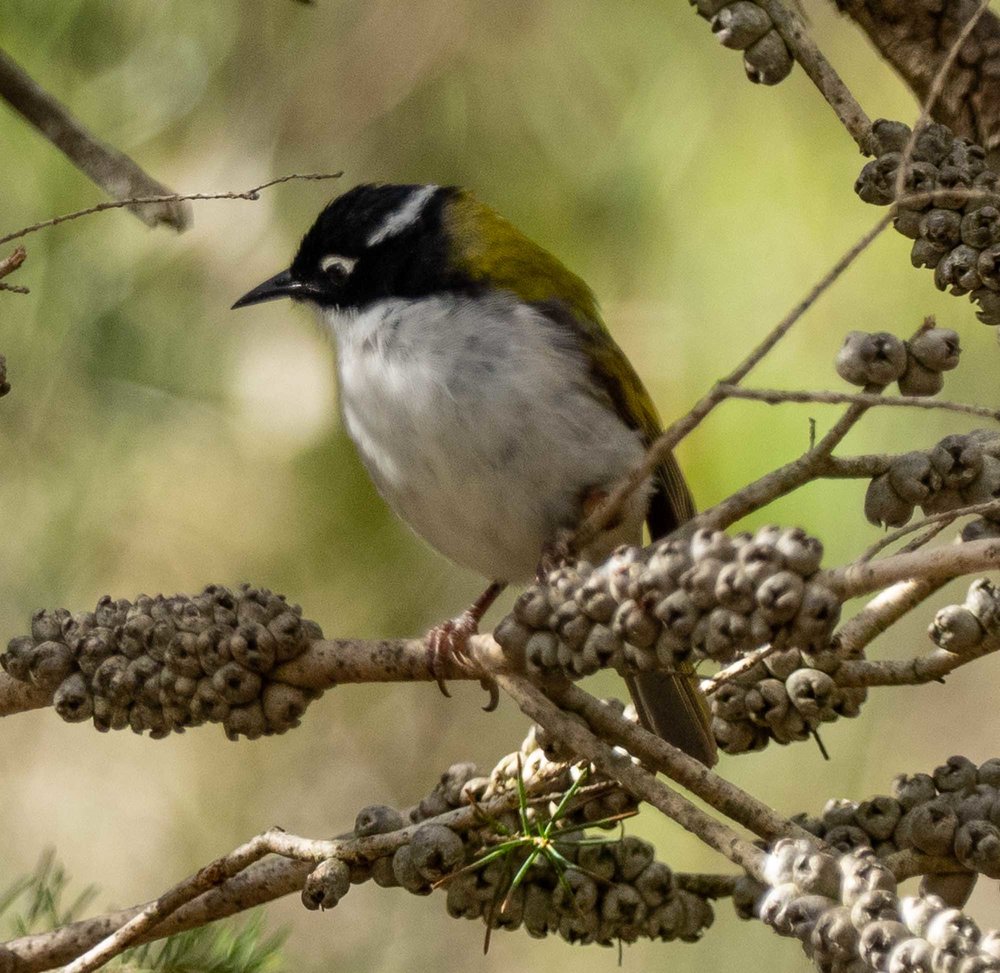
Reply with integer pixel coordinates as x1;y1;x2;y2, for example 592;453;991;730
367;185;438;247
320;254;357;274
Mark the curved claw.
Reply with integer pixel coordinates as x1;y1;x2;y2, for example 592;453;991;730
426;627;453;698
480;677;499;712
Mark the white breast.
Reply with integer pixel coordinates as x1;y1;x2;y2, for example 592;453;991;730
319;293;648;581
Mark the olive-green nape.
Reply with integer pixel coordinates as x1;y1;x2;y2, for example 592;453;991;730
444;191;601;323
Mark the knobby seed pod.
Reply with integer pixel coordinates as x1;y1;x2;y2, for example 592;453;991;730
864;430;1000;529
855;118;1000;327
323;729;712;946
0;585;324;739
688;0;793;85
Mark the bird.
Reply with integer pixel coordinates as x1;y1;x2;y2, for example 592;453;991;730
233;183;716;766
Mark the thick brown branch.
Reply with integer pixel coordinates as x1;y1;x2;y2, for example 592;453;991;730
0;49;190;230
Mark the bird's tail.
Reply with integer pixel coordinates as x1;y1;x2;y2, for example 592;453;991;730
624;669;717;767
629;452;717;766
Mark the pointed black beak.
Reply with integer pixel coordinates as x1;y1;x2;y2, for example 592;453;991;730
232;269;316;309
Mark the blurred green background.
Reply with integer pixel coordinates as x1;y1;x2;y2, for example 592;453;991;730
1;1;999;970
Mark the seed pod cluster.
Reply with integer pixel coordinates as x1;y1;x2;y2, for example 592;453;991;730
689;0;793;85
709;646;867;755
835;322;960;396
929;579;1000;658
756;840;1000;973
789;756;1000;892
864;430;1000;528
494;527;840;684
319;729;714;944
754;839;1000;973
1;584;323;739
855;118;1000;328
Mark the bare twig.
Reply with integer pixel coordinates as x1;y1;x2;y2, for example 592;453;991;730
831;537;1000;600
818;454;893;479
833;578;951;658
0;49;189;231
0;246;26;278
719;384;1000;423
858;502;1000;563
2;772;629;971
699;644;781;695
835;645;998;687
0;172;342;247
62;829;299;973
0;245;28;294
546;681;811;845
754;0;872;149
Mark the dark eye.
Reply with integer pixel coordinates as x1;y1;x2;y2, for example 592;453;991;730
319;254;357;276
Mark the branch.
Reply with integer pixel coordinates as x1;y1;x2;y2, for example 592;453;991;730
857;501;1000;562
0;764;633;971
495;673;768;878
719;384;1000;423
547;682;811;844
0;245;28;294
756;0;872;148
832;577;951;657
831;536;1000;600
0;173;342;247
835;648;990;687
0;49;190;231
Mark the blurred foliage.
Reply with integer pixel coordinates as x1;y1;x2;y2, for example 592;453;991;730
0;852;285;973
0;1;999;972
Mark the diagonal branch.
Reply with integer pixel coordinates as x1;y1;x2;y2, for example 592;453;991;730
0;49;190;231
496;673;767;877
0;173;342;247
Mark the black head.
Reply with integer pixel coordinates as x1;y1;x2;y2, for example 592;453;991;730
232;183;465;311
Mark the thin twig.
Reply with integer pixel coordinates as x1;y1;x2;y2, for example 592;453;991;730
754;0;872;149
62;830;292;973
4;775;591;971
572;210;895;550
0;172;342;247
699;644;780;695
0;246;28;293
858;502;1000;563
719;385;1000;423
0;48;189;231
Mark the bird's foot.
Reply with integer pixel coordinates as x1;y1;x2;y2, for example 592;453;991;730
426;581;505;711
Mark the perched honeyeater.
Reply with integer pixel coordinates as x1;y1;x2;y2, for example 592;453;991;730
233;183;716;766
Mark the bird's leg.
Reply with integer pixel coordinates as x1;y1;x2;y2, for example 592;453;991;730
427;580;506;710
